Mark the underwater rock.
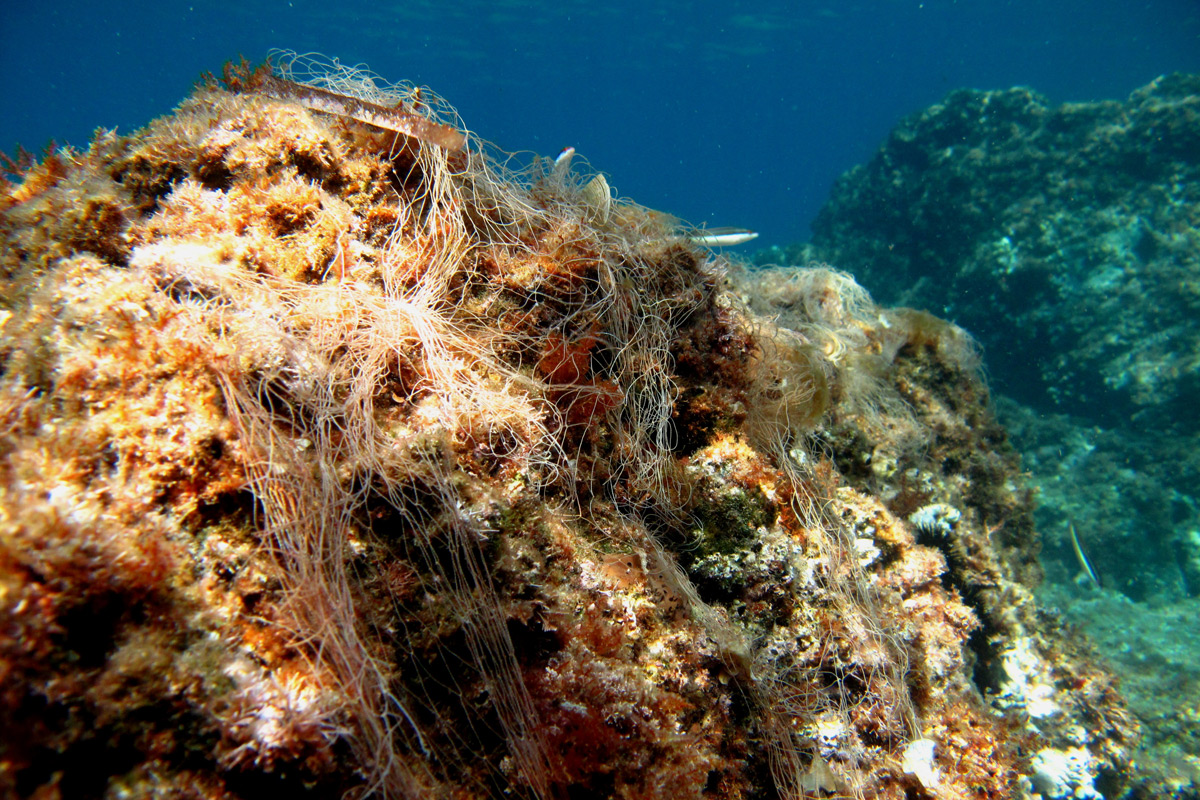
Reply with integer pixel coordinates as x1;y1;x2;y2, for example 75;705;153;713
0;56;1137;798
774;73;1200;439
761;71;1200;798
1036;583;1200;799
768;79;1200;584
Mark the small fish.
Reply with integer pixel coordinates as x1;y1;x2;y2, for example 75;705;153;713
552;146;576;177
255;74;467;151
689;227;760;247
1069;522;1102;588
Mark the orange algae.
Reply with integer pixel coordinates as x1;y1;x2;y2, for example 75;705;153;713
0;56;1139;800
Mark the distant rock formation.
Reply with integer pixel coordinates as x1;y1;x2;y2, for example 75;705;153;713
774;74;1200;437
764;73;1200;796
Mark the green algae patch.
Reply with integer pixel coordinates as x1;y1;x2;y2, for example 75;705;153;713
690;483;775;557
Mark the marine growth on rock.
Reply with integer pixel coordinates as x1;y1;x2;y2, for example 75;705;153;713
0;54;1137;799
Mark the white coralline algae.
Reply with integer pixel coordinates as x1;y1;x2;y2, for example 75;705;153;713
995;637;1062;719
1029;746;1102;800
901;738;940;790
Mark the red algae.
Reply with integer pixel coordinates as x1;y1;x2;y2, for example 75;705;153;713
0;56;1137;800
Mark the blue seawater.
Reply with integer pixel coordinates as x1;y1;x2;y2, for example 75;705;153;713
2;0;1197;248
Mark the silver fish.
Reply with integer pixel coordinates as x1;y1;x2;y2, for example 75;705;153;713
689;227;760;247
1069;522;1102;588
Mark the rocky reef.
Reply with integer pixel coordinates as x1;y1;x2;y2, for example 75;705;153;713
0;57;1137;798
774;74;1200;435
762;74;1200;797
762;74;1200;599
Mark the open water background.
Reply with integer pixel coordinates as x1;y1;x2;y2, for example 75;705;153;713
3;1;1199;248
